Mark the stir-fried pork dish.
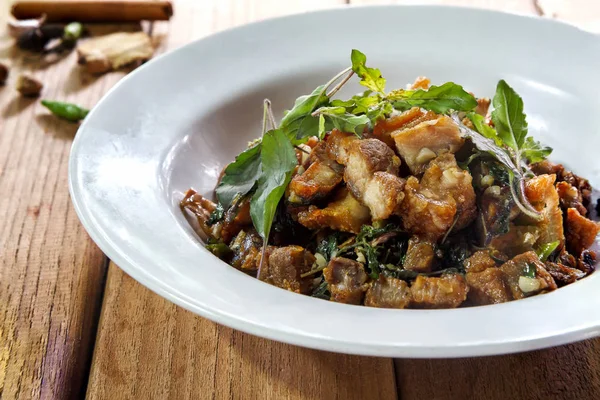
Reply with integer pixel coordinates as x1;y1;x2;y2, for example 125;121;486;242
181;50;599;309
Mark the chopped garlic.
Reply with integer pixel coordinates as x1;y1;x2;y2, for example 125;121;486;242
480;175;494;187
314;252;327;268
356;251;366;263
415;147;437;164
519;276;541;293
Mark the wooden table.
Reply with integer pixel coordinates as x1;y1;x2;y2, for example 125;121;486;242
1;1;599;399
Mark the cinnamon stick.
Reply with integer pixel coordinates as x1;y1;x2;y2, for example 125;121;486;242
11;1;173;22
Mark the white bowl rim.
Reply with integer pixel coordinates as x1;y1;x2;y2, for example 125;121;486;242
69;4;600;358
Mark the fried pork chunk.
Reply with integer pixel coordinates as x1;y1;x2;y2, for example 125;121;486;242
364;276;411;309
297;187;371;234
230;230;264;271
565;208;600;255
288;142;344;204
410;274;468;308
327;131;406;220
323;257;369;304
371;107;436;148
466;268;512;305
523;174;565;249
499;251;556;300
403;235;436;272
399;154;476;240
392;113;465;175
259;245;316;294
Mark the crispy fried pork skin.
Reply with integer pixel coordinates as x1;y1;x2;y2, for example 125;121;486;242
410;274;468;309
499;251;557;300
399;154;476;240
260;246;315;294
323;257;369;305
297;187;371;234
565;208;600;255
392;114;465;175
466;268;512;305
364;276;411;309
403;236;436;272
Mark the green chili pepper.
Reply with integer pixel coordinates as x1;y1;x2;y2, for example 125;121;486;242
63;22;83;42
41;100;89;122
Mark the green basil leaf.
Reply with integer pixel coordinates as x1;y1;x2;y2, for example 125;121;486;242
387;82;477;114
366;101;394;124
250;129;297;240
215;144;262;208
331;91;380;114
491;80;528;151
280;84;329;143
207;203;225;226
313;106;370;137
351;49;386;94
522;136;552;163
467;112;502;146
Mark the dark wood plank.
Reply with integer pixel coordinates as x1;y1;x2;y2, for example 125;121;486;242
0;8;131;400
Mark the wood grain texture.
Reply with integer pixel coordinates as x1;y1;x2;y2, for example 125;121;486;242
87;267;397;400
86;1;397;399
348;1;600;400
0;10;136;400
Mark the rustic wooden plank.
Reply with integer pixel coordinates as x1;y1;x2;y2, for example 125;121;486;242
86;1;397;399
0;9;136;400
87;267;397;400
349;1;600;399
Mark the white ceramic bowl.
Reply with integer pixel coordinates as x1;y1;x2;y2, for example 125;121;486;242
70;5;600;358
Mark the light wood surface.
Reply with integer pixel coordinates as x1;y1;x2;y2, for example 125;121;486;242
1;1;599;399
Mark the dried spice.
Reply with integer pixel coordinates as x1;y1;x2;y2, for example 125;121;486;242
15;74;43;97
77;32;154;74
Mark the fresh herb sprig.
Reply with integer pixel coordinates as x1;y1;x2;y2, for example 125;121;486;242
457;80;552;221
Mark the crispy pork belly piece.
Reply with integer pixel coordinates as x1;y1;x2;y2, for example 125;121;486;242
565;208;600;255
330;136;405;220
400;176;456;240
410;274;468;309
288;161;343;204
364;276;412;309
392;114;465;175
499;251;557;300
466;268;512;305
259;245;315;294
230;230;264;271
399;154;476;239
325;129;358;164
371;107;436;148
323;257;369;305
362;172;406;220
544;262;585;286
523;174;565;249
297;187;371;234
288;141;344;204
556;181;587;216
419;154;477;230
490;224;540;258
464;250;498;273
403;236;436;272
531;160;593;209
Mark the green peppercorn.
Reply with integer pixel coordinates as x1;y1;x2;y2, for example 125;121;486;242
41;100;89;122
